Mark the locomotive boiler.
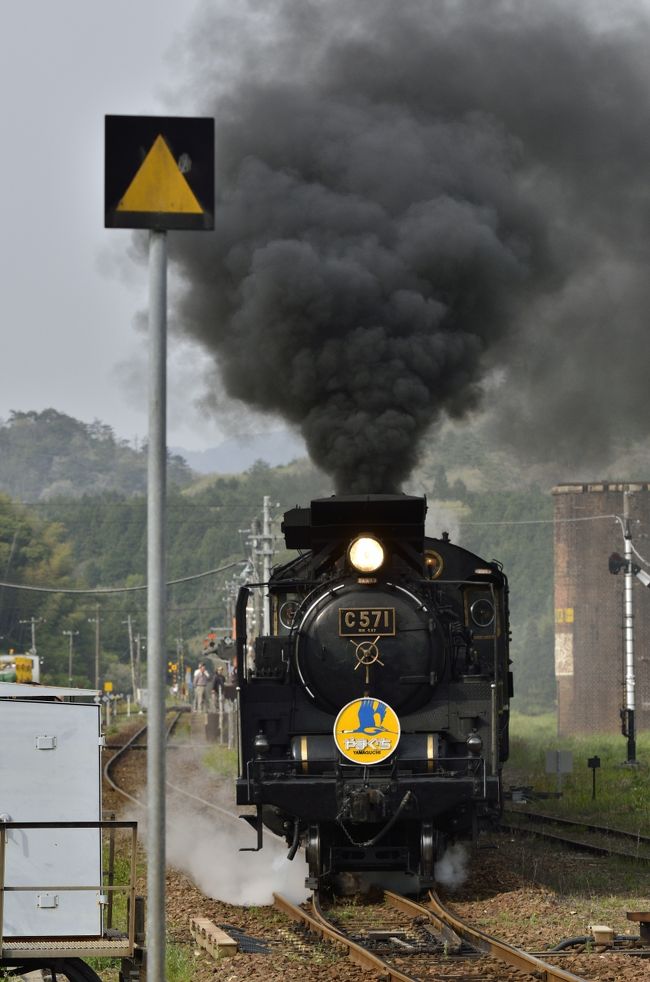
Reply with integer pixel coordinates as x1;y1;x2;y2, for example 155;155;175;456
236;493;511;891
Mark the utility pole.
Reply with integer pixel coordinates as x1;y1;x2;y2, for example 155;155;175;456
241;499;276;639
622;492;637;764
123;615;137;699
19;616;44;662
609;490;643;764
176;631;184;700
262;495;273;635
251;517;262;637
88;605;101;691
62;629;79;686
134;633;145;696
240;518;262;637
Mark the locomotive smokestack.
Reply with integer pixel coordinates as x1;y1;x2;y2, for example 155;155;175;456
165;0;650;486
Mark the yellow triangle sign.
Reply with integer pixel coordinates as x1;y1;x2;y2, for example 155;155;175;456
117;135;203;214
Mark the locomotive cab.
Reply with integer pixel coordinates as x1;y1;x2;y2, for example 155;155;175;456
235;494;511;892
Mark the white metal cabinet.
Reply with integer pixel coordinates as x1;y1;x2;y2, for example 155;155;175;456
0;697;102;937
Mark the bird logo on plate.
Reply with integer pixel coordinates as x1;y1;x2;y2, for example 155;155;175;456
333;697;401;765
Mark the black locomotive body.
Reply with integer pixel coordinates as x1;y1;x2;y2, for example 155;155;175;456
236;494;511;891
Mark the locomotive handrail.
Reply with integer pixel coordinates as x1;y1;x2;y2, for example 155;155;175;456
0;819;138;959
235;586;250;690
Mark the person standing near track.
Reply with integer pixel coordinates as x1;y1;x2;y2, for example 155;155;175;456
193;662;210;712
212;667;225;699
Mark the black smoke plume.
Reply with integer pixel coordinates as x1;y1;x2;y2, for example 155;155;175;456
167;0;650;490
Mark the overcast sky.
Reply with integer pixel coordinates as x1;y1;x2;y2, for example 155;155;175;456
0;0;265;451
4;0;650;475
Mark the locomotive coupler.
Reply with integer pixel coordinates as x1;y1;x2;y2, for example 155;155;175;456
340;785;388;823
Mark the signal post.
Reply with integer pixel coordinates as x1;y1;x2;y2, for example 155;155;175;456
105;116;214;979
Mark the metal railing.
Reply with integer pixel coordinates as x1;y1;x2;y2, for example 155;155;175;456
0;819;138;958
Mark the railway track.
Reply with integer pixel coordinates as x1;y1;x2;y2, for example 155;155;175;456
274;888;592;981
103;709;244;830
105;719;650;979
502;809;650;862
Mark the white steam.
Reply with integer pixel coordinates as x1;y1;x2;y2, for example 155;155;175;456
434;843;468;890
425;503;461;544
165;803;309;905
160;746;309;907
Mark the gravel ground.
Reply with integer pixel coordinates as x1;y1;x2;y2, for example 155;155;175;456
103;720;650;981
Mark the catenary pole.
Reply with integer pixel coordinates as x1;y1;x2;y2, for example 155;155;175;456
147;228;167;980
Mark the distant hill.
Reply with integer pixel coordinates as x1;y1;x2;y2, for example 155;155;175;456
414;419;650;494
172;428;306;475
0;409;193;501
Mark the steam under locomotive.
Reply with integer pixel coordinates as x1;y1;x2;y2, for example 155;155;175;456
236;494;511;891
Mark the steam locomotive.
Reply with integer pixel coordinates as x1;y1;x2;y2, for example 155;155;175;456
236;494;511;891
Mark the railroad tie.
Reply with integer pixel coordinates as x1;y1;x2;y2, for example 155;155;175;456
190;916;238;959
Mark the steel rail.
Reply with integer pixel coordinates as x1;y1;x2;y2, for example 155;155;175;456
103;710;184;808
424;889;591;982
103;721;149;807
277;889;592;982
104;711;247;830
383;891;465;953
273;892;419;981
505;809;650;846
501;821;650;862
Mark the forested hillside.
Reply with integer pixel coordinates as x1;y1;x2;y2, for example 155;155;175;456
1;465;554;710
2;460;331;690
0;411;564;709
460;489;554;713
0;410;193;500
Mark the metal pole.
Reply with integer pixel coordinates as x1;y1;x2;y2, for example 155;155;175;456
96;608;100;689
250;518;262;637
124;615;137;699
147;228;167;981
623;492;637;763
88;607;101;690
19;617;40;660
62;630;79;686
135;633;143;694
262;496;272;635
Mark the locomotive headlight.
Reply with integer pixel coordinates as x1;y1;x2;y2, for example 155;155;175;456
348;535;385;573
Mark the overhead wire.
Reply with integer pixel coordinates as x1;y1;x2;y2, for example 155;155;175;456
0;560;244;596
462;513;620;526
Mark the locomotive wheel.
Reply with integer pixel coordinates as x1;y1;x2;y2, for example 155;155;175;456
306;824;322;882
419;821;435;879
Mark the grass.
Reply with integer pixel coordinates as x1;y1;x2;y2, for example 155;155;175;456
202;742;238;777
166;940;201;980
498;711;650;919
504;711;650;833
88;942;196;982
